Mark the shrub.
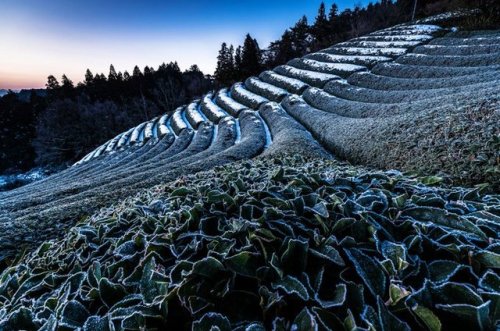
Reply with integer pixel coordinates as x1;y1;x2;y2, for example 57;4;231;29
0;156;498;330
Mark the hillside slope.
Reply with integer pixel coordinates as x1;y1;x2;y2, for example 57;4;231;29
1;15;498;261
0;11;499;331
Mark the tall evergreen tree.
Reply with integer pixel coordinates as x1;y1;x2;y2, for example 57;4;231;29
46;75;60;90
188;64;201;72
291;15;311;56
234;46;243;80
328;3;341;43
132;66;143;78
313;2;331;49
240;34;262;78
214;42;234;86
108;65;118;81
234;46;242;71
228;45;235;71
123;71;131;81
267;30;295;67
84;69;94;86
144;66;153;76
61;75;74;89
59;75;74;98
328;3;339;21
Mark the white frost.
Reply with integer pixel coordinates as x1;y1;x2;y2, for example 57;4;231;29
340;40;422;48
144;118;157;140
247;77;288;96
129;122;147;145
261;71;309;91
277;65;340;82
186;101;205;128
116;127;135;149
202;93;228;118
172;108;189;134
157;114;170;137
328;46;408;57
308;52;391;64
254;111;272;148
92;143;108;158
216;88;247;114
356;34;433;42
234;118;241;143
299;59;366;73
233;83;267;105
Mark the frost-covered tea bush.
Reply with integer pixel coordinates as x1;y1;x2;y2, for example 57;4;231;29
0;157;498;330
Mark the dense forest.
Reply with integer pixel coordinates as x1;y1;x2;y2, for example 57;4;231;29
0;0;498;176
0;63;212;173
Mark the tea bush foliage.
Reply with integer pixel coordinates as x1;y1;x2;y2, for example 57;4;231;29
0;157;498;330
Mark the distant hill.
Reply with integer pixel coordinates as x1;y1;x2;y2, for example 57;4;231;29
16;89;47;101
0;89;46;101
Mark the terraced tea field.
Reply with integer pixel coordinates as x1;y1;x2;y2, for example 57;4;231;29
0;14;498;331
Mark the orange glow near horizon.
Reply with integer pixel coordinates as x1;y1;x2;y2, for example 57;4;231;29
0;72;43;90
0;9;241;90
0;25;227;90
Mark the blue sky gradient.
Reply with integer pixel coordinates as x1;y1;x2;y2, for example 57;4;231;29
0;0;370;89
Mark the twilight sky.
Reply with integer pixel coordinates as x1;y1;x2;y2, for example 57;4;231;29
0;0;369;90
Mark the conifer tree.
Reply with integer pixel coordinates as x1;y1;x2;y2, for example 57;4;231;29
214;42;234;85
233;46;242;81
228;45;235;71
291;15;311;56
61;74;74;89
234;46;242;71
46;75;60;90
108;65;118;81
313;2;331;49
58;74;74;98
132;66;143;78
240;34;262;78
314;2;329;31
328;3;341;43
328;3;339;21
144;66;153;76
268;30;295;67
84;69;94;86
189;64;201;72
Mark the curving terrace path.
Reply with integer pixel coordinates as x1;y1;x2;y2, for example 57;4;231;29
0;18;499;259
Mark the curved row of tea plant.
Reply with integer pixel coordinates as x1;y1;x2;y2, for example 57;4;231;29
0;156;498;330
